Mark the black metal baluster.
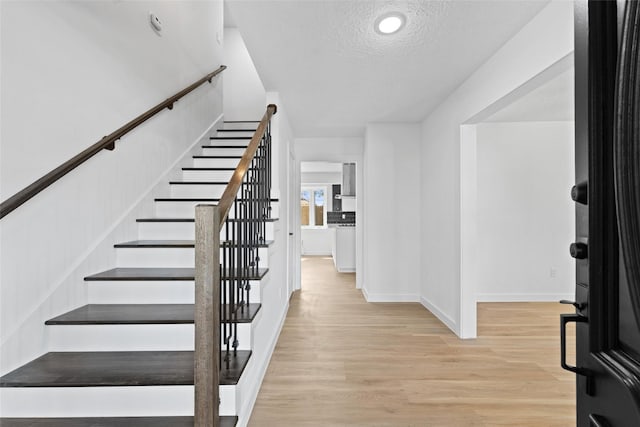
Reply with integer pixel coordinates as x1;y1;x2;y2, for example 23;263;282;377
250;163;257;276
222;214;229;370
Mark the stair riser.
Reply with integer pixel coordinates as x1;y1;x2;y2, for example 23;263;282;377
170;184;230;199
201;147;246;156
87;280;262;304
87;281;194;304
222;122;259;130
208;139;252;147
154;201;279;222
47;324;252;351
138;222;195;240
0;385;237;417
171;184;275;201
137;220;276;241
216;131;255;138
116;247;270;268
182;170;234;181
191;158;241;168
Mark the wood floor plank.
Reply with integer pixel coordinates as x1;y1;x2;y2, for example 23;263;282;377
248;256;575;426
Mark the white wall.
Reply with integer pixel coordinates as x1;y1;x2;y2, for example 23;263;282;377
476;122;574;301
419;0;573;336
223;27;266;121
363;123;421;302
0;1;224;374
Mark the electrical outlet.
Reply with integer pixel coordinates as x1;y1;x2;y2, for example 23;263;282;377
550;267;557;278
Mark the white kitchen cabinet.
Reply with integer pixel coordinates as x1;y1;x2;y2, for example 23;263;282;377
332;226;356;272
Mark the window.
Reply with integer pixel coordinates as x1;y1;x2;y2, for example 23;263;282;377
301;186;326;228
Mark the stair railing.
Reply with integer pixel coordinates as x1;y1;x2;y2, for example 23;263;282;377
194;104;277;426
0;65;227;220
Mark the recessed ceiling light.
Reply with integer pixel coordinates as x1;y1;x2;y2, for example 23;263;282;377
375;13;405;35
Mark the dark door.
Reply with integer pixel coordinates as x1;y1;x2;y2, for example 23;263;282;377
568;1;640;425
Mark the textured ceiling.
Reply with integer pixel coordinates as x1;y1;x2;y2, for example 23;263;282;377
226;0;552;137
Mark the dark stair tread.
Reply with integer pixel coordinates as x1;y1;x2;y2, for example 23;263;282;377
114;239;274;248
209;136;252;140
136;217;279;223
84;267;268;281
169;181;230;185
0;351;250;387
183;166;249;171
154;197;278;202
0;416;237;427
115;240;195;248
201;145;248;149
136;218;195;223
191;155;243;158
194;155;264;160
224;120;260;123
217;129;257;132
45;303;261;325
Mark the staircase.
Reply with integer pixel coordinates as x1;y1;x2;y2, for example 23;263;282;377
0;117;279;426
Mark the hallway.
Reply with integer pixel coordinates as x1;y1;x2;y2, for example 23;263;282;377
249;256;575;426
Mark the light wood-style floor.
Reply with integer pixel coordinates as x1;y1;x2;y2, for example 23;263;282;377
248;256;576;426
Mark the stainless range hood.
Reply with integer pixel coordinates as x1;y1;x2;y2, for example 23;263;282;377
341;163;356;197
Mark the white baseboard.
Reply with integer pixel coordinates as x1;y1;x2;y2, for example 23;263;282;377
361;287;419;303
301;251;332;256
420;296;457;334
236;300;290;427
476;293;573;302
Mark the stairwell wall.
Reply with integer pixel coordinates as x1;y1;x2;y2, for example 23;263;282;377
0;1;224;374
419;0;573;336
223;27;267;121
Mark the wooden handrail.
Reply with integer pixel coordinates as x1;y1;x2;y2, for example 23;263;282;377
216;104;277;229
0;65;227;220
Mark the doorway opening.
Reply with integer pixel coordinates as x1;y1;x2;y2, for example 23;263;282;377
460;55;575;338
298;161;357;289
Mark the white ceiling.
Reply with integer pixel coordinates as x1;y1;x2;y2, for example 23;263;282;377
226;0;552;137
484;68;574;123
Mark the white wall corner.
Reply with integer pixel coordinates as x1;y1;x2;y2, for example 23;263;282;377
420;296;458;335
459;124;478;340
